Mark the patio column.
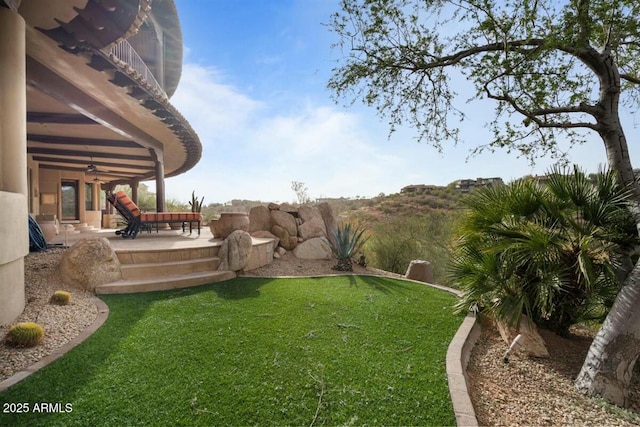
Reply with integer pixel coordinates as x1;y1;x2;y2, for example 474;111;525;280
0;7;28;324
104;183;114;214
130;179;139;205
152;149;165;213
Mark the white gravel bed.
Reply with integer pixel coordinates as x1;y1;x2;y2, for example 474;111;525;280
0;248;97;383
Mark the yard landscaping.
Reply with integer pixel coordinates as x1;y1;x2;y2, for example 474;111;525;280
0;276;461;426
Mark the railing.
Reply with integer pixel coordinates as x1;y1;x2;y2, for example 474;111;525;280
108;39;167;99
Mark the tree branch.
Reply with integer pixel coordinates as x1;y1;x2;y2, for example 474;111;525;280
621;73;640;85
484;83;600;132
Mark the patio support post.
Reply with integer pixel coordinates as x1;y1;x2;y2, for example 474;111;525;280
0;7;28;324
131;179;139;206
151;149;165;213
104;183;114;214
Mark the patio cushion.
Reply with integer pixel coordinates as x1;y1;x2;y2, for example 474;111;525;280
115;191;141;218
140;212;202;222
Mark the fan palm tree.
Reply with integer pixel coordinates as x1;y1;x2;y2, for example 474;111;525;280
451;166;638;335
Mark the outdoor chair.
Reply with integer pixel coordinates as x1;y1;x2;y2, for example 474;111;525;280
107;191;202;239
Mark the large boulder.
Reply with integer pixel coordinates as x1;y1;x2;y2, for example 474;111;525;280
218;230;253;272
271;225;298;251
298;217;327;240
279;203;298;215
271;210;297;237
298;205;322;223
293;237;333;260
497;315;550;358
59;238;121;291
404;260;434;283
317;202;337;246
249;205;271;232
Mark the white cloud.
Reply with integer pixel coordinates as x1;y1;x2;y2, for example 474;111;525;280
161;61;613;205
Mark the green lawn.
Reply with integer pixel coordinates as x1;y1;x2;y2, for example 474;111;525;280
0;276;462;426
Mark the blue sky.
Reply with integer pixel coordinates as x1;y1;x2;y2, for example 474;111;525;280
160;0;625;204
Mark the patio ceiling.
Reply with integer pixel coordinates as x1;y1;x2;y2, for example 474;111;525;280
20;0;201;186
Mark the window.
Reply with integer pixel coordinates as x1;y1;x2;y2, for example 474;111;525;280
85;182;93;211
61;180;79;220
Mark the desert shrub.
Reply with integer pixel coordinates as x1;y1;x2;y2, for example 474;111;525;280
5;322;45;347
330;222;369;271
50;290;71;305
366;212;457;284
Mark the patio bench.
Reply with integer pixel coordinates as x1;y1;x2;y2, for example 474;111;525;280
107;191;202;239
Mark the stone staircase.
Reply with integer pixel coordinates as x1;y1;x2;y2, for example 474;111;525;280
95;245;236;294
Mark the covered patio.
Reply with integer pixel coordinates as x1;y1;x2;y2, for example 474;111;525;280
1;0;203;324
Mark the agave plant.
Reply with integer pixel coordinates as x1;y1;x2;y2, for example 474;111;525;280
330;223;369;271
450;166;638;335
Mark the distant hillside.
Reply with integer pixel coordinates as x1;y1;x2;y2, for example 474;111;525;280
329;186;464;227
194;186;465;225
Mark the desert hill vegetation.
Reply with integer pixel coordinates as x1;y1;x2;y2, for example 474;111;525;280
114;181;465;284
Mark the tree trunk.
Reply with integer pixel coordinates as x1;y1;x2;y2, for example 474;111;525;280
574;261;640;406
574;51;640;406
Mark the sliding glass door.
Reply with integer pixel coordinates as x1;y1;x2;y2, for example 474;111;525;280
61;180;79;220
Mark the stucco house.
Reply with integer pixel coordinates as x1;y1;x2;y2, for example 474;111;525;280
0;0;201;324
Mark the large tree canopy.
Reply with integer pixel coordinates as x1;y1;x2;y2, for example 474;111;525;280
328;0;640;408
329;0;640;178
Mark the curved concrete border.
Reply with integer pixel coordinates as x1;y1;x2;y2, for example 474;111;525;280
447;314;481;426
0;297;109;393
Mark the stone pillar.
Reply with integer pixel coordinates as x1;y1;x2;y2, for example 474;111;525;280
130;179;139;206
0;8;28;325
104;183;114;214
154;154;165;213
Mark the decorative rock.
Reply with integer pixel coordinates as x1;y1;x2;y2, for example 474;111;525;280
210;212;250;239
404;260;434;283
497;315;550;358
217;230;253;272
317;202;337;246
272;225;297;251
268;202;280;211
298;205;323;223
251;230;280;247
298;216;327;240
273;251;281;259
249;206;272;232
293;237;333;260
59;238;121;291
271;210;297;237
279;203;298;215
276;247;286;256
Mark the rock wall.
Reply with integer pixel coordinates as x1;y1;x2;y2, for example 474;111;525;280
248;202;337;260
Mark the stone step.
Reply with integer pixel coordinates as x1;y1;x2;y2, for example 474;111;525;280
120;257;221;280
116;246;219;265
95;270;236;295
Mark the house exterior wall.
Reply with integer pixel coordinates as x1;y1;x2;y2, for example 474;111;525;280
0;7;28;325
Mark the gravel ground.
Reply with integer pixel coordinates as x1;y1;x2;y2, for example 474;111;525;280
467;324;640;426
0;248;96;383
4;249;640;427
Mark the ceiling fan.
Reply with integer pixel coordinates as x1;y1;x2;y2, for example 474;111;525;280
86;157;98;173
86;157;110;174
